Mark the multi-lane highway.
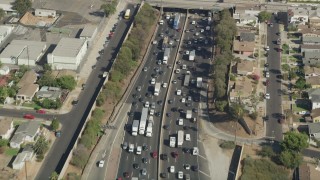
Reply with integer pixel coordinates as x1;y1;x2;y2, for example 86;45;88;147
0;4;136;179
265;15;283;142
116;10;186;179
159;10;212;180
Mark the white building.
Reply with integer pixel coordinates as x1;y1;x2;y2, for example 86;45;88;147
12;145;34;170
288;8;309;25
79;24;97;46
35;9;57;18
0;0;16;14
0;25;14;44
233;8;259;27
0;65;9;75
47;38;88;70
0;40;47;66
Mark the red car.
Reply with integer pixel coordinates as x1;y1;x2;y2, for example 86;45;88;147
36;109;46;114
23;114;35;119
152;151;158;158
171;151;178;158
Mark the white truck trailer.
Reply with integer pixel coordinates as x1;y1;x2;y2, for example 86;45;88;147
163;48;171;63
154;83;161;96
139;107;148;135
177;130;184;147
132;120;139;136
184;74;190;87
146;123;153;137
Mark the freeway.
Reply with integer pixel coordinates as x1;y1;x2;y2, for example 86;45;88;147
265;15;283;142
116;11;186;179
0;4;138;179
159;10;212;180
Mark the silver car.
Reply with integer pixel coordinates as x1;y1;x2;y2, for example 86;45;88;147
141;168;147;175
122;142;128;150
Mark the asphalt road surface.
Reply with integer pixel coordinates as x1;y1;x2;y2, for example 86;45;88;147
159;12;212;180
0;4;138;179
265;15;283;142
116;12;186;179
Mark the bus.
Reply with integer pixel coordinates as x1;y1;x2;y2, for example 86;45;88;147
124;9;130;19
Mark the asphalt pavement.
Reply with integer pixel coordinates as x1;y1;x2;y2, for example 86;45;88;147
159;12;212;180
115;11;185;179
265;16;284;142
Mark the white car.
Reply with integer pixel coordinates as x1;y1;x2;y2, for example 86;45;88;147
265;93;270;100
185;134;191;141
191;20;196;25
185;51;190;55
152;40;158;44
187;96;192;101
162;83;168;88
170;166;175;173
157;60;162;65
159;20;164;25
192;147;199;155
178;171;183;179
149;109;155;115
181;98;186;103
176;90;182;95
200;29;204;33
136;146;142;155
145;101;150;108
151;78;156;84
175;69;181;74
182;64;187;70
265;46;270;51
169;40;174;45
98;160;105;167
178;119;183;126
265;72;270;78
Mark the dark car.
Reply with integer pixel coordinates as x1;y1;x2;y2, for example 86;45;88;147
146;92;152;98
72;100;79;105
183;126;189;131
132;101;137;106
158;100;163;105
155;112;161;117
168;100;173;104
171;151;178;158
139;97;144;102
166;113;171;117
192;165;199;171
142;157;148;164
163;125;170;130
193;108;198;113
132;94;138;99
160;172;167;178
128;112;134;117
123;172;130;178
55;131;62;137
161;153;168;160
142;143;149;151
133;163;139;169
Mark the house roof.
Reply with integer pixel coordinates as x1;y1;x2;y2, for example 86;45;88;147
300;28;320;36
309;122;320;134
80;24;97;38
233;40;255;52
10;121;40;146
240;32;255;42
306;76;320;85
0;117;13;135
17;84;39;97
52;38;86;58
237;60;254;73
299;162;311;180
301;44;320;50
230;77;253;98
304;66;320;75
308;88;320;102
303;36;320;43
17;71;37;88
312;108;320;118
0;40;47;62
303;51;320;62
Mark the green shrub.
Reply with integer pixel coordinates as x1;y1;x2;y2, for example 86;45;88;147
219;141;235;149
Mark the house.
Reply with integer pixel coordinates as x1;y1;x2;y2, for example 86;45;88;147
239;32;255;42
309;9;320;28
301;30;320;45
0;117;14;139
304;66;320;79
10;121;40;148
298;162;311;180
233;7;259;27
79;24;97;46
236;60;254;76
36;86;62;101
0;25;14;44
0;65;10;75
303;51;320;66
233;40;255;56
35;9;56;18
229;77;253;103
311;108;320;123
0;40;47;66
17;71;37;88
287;8;309;25
16;84;39;102
308;88;320;110
301;44;320;53
0;0;16;14
309;122;320;140
12;145;34;170
307;77;320;88
47;38;88;70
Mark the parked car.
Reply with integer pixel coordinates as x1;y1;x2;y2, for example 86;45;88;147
36;109;46;114
23;114;35;119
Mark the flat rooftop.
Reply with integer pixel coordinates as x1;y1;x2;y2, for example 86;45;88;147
52;38;86;58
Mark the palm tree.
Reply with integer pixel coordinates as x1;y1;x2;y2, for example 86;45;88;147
33;135;49;155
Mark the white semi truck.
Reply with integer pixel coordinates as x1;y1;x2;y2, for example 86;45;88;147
154;83;161;96
139;107;148;135
177;130;184;147
132;120;139;136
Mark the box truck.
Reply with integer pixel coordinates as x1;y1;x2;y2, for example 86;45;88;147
132;120;139;136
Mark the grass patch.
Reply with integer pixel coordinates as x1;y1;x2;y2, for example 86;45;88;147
282;95;290;101
241;158;289;180
292;104;308;113
5;148;19;156
22;102;38;109
281;56;287;63
219;141;235;149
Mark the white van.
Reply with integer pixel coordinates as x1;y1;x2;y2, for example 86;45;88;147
192;147;199;155
129;144;134;152
163;59;168;64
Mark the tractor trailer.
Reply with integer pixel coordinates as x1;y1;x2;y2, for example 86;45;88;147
132;120;139;136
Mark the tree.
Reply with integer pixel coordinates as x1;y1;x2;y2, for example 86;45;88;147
295;78;307;95
0;139;8;147
12;0;32;16
50;119;60;131
258;145;274;158
70;145;90;169
280;131;308;152
57;75;77;90
282;64;290;72
33;135;49;155
279;150;303;169
49;171;59;180
100;3;116;17
215;100;228;112
258;11;272;22
37;72;57;87
288;69;297;80
0;8;4;20
43;64;52;72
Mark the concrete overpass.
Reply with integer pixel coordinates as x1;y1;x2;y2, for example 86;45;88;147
145;0;234;10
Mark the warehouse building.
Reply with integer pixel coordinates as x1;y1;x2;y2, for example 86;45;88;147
0;40;47;66
47;38;87;70
79;24;97;46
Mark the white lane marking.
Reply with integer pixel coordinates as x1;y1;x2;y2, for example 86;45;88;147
198;154;206;159
126;155;128;160
199;170;211;178
133;156;135;161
